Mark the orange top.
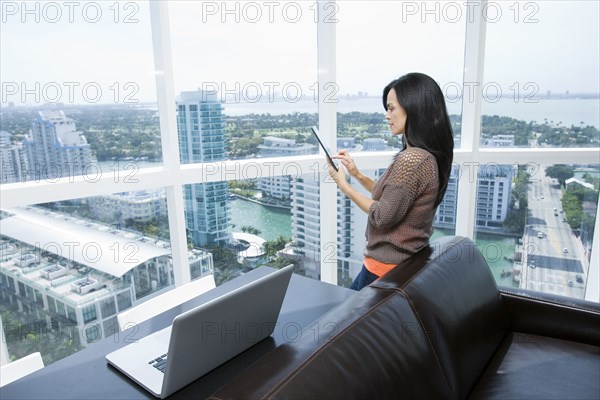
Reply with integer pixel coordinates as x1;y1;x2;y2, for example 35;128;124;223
364;256;397;277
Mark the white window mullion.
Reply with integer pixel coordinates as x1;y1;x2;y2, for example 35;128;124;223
455;0;488;239
149;1;190;286
317;0;337;285
585;200;600;302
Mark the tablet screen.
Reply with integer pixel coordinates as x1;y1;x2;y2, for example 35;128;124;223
310;126;339;171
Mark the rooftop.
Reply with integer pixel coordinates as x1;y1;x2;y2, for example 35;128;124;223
0;207;171;278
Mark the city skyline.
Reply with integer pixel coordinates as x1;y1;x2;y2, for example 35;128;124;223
1;1;598;105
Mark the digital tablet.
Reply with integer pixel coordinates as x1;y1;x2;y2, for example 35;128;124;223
310;126;338;171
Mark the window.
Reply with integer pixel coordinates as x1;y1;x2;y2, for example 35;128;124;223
476;163;599;295
103;316;119;338
472;0;600;296
82;305;97;324
116;291;132;312
336;1;465;279
0;0;598;370
481;1;599;146
169;0;318;163
84;324;101;344
100;298;117;319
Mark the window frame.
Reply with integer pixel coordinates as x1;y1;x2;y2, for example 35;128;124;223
0;0;598;301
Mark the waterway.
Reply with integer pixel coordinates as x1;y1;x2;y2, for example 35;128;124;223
230;202;518;287
229;198;292;241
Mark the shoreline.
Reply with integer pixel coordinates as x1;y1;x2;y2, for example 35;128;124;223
230;194;292;210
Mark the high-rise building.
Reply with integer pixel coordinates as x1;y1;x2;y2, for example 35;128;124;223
434;164;459;229
475;164;515;228
176;91;230;246
290;175;321;278
258;136;316;200
0;131;25;184
23;111;93;181
435;164;515;230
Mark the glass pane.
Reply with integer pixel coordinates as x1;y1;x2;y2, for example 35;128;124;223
482;1;600;147
474;163;599;299
336;1;466;148
0;1;161;186
0;187;199;365
338;162;458;288
336;1;464;286
169;0;318;163
433;164;459;237
185;177;300;286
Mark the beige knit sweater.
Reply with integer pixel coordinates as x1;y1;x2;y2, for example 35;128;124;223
364;147;439;265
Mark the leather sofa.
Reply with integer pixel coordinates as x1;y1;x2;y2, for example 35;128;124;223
210;236;600;399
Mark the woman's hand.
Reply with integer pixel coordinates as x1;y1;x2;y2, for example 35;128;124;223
332;150;360;178
328;163;350;193
327;157;374;214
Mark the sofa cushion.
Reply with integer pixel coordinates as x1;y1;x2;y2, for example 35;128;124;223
470;332;600;399
373;236;512;399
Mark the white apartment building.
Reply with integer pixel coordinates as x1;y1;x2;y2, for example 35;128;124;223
435;164;515;230
0;207;213;348
362;138;388;152
0;131;25;184
475;164;516;228
88;189;167;224
434;164;460;229
258;136;316;200
482;134;516;148
290;176;322;279
23;111;94;181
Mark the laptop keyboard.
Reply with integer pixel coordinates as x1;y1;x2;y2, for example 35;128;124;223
148;353;168;373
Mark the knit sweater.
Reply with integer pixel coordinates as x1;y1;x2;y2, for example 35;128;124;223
364;147;439;265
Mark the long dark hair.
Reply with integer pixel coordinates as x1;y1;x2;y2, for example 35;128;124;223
382;73;454;207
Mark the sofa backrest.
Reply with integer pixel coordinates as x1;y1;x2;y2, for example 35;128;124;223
210;282;451;399
210;236;511;399
373;235;511;399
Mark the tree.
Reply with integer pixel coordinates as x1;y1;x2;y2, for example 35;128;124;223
262;236;290;258
562;191;583;230
545;165;574;186
582;173;600;190
241;226;262;235
503;168;529;233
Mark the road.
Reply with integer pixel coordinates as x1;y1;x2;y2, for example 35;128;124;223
520;169;586;299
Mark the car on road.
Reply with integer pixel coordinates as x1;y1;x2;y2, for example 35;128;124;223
567;280;574;287
537;232;544;239
563;248;569;253
576;275;584;284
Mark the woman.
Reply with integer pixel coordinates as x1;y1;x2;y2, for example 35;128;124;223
329;72;454;290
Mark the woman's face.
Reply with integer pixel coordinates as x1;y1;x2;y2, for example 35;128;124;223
385;88;407;136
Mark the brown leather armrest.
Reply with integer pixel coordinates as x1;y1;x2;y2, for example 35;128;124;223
499;288;600;346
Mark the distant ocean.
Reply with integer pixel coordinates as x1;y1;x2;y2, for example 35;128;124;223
222;97;600;129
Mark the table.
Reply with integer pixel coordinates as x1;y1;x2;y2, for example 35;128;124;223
0;267;354;399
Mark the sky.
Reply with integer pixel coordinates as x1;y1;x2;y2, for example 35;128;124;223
1;0;599;105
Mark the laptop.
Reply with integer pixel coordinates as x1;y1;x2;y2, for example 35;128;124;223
106;265;294;398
